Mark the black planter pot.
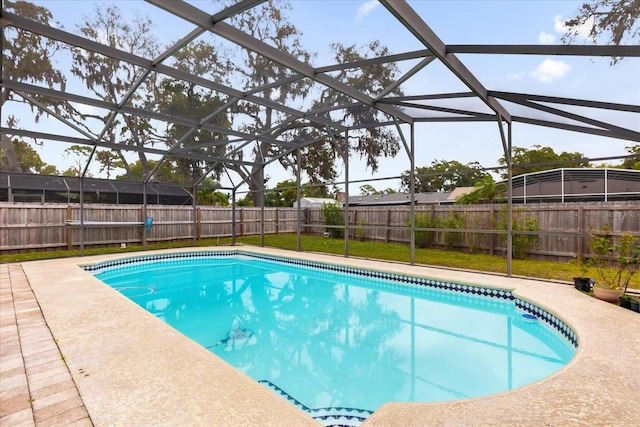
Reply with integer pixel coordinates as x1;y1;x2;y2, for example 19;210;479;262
619;296;632;309
631;301;640;313
573;277;592;292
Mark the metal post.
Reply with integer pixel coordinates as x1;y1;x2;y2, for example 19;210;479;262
231;188;237;245
604;168;608;202
142;182;148;250
409;123;416;265
506;122;513;277
296;149;302;252
192;184;198;246
561;169;565;203
260;177;265;248
79;176;84;256
343;130;349;258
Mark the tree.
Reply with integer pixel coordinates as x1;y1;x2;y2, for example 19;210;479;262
620;144;640;169
63;145;94;175
499;145;587;178
158;40;231;184
220;0;313;207
117;160;177;183
359;184;397;195
401;160;488;193
311;40;403;176
223;0;404;206
236;193;255;207
71;4;162;180
563;0;640;64
264;180;299;207
262;179;334;207
197;178;228;206
455;175;506;205
62;145;125;178
2;0;67;172
95;150;124;179
321;202;344;238
0;138;59;174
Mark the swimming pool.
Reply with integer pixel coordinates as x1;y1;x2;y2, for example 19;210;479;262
87;251;576;426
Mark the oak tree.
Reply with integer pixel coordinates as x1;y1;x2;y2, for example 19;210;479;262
2;0;67;172
401;160;488;193
563;0;640;64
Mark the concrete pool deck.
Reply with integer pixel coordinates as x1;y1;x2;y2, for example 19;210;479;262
1;246;639;426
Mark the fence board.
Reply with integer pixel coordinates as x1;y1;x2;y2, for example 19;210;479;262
1;201;638;261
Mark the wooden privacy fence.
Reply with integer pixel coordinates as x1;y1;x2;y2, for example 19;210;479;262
1;201;638;261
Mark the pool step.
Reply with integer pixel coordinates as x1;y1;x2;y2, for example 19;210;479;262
258;380;373;427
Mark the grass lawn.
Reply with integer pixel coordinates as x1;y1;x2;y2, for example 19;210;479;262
2;233;638;290
237;234;639;289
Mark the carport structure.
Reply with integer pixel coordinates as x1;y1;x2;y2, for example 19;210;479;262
2;0;639;273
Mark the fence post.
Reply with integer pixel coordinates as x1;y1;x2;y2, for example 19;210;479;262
239;209;244;237
275;208;279;235
66;205;72;250
385;209;391;243
197;207;202;241
352;209;358;239
577;205;584;261
141;205;147;248
489;206;496;255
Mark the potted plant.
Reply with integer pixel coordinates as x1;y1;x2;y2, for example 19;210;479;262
587;225;640;303
571;256;592;292
619;293;633;310
629;295;640;313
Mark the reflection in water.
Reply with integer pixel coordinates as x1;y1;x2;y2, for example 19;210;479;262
97;257;574;414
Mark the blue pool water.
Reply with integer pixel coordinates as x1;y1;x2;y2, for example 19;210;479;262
90;252;575;425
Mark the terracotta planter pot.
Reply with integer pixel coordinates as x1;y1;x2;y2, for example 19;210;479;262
593;287;623;303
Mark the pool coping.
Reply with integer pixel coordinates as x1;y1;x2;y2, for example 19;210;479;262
15;246;640;426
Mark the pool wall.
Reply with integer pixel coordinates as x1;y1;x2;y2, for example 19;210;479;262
18;246;640;426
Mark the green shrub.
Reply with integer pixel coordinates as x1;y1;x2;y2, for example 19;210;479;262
408;213;440;248
355;219;367;241
500;207;539;260
464;212;483;254
441;212;465;250
321;202;344;238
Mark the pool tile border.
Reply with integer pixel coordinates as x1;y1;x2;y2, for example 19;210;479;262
83;250;577;348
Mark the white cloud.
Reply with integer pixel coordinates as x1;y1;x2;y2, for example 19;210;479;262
554;14;595;40
530;59;571;83
538;32;555;44
356;0;379;21
553;15;568;33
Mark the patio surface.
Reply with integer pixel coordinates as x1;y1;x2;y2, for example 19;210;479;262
1;246;639;426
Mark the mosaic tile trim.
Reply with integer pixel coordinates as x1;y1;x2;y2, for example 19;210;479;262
84;250;577;348
82;250;238;274
259;380;372;427
516;299;578;348
247;252;515;302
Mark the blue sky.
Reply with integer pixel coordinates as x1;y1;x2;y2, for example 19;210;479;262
6;0;639;194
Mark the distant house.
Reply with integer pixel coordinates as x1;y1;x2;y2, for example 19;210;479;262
346;188;473;207
509;168;640;203
292;197;337;208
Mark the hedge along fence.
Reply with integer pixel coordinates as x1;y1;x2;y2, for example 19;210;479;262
1;201;638;261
